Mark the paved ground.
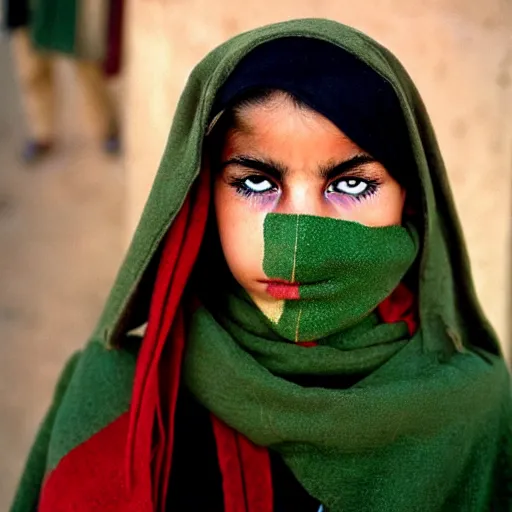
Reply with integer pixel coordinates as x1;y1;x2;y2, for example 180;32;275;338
0;36;125;508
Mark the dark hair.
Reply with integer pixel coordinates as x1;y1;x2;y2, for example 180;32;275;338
206;88;310;172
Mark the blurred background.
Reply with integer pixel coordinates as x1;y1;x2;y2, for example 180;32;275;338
0;0;511;508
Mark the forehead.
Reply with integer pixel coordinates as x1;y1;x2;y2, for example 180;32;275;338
225;98;366;162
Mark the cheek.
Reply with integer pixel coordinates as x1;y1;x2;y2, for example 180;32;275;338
213;180;266;286
383;184;406;224
336;183;406;227
363;184;406;227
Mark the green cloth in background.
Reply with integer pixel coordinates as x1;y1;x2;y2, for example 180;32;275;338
29;0;110;60
31;0;78;55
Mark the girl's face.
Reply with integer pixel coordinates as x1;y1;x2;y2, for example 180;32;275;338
213;95;406;309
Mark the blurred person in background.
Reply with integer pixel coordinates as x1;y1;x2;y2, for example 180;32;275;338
9;19;512;512
2;0;124;163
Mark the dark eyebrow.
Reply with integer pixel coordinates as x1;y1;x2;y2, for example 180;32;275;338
319;154;378;181
220;156;288;181
221;153;378;182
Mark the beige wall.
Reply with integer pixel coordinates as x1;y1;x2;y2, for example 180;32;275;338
124;0;511;351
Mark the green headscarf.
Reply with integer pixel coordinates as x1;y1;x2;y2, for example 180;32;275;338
90;18;510;511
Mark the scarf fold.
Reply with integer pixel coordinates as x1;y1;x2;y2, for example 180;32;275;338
212;415;274;512
125;166;211;510
205;284;418;512
184;289;510;511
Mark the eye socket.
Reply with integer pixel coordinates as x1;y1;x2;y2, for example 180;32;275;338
242;176;275;193
327;178;369;196
227;174;278;199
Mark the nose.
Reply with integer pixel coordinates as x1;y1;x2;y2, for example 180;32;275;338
274;182;327;217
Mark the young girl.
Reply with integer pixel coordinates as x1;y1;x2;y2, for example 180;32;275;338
10;18;511;512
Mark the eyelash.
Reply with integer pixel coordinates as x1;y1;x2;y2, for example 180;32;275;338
228;176;278;198
329;177;381;202
227;174;381;202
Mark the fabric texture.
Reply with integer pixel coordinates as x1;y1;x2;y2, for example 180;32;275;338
30;0;78;55
103;0;124;76
167;386;321;511
9;18;511;512
258;214;418;340
212;415;274;512
6;0;123;67
185;291;508;510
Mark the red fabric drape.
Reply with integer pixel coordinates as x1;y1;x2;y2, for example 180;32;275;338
103;0;125;77
212;416;274;512
378;282;417;336
126;167;210;511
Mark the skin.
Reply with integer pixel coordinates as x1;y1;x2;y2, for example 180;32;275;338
213;92;406;308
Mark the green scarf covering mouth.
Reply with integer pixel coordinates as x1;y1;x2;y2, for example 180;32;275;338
256;214;419;342
184;212;508;511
